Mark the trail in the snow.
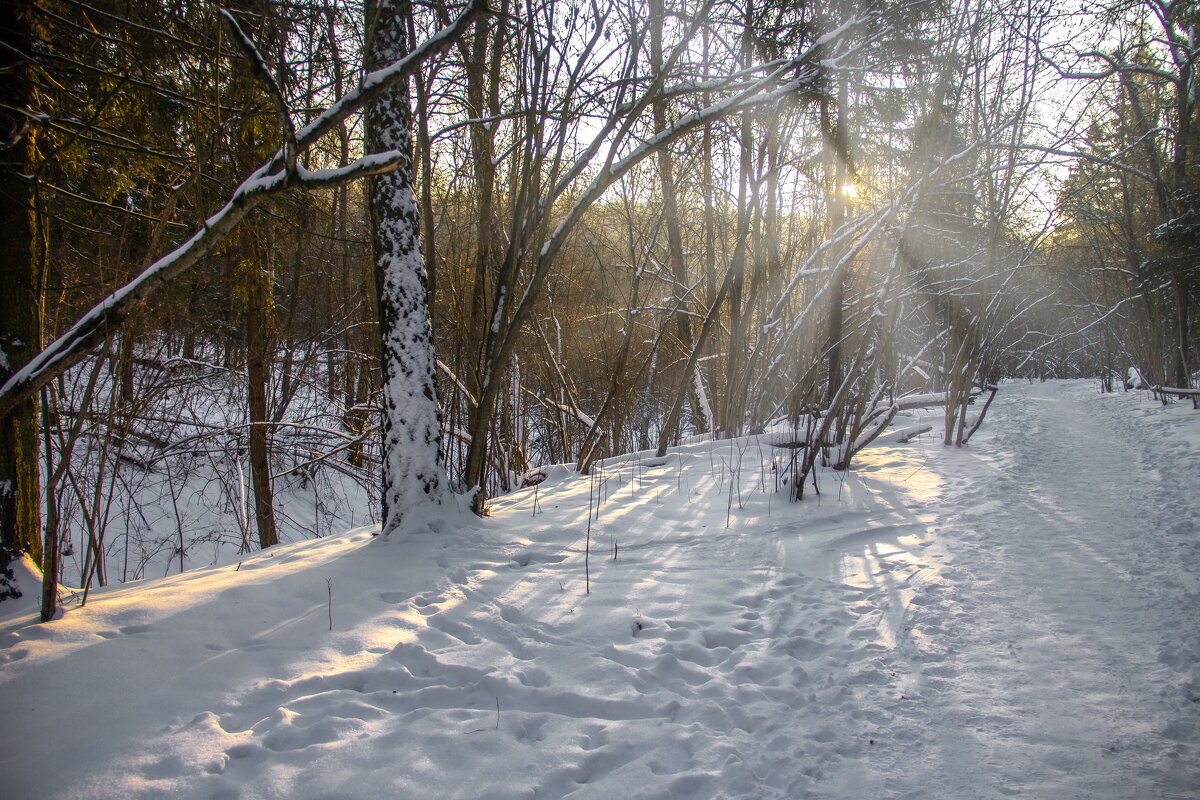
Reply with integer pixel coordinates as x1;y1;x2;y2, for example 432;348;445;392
173;441;923;800
861;381;1200;800
1;380;1197;800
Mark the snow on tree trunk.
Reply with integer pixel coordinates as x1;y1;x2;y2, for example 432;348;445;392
365;0;443;535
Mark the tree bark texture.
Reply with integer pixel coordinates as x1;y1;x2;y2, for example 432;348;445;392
0;0;42;599
245;256;279;549
365;0;444;534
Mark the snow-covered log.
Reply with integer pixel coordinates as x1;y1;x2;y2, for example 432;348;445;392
1153;385;1200;409
881;424;934;444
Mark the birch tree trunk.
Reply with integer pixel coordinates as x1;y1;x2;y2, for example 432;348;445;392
365;0;444;534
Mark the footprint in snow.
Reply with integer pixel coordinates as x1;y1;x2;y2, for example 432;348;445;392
665;641;724;668
17;625;56;640
516;666;551;687
402;592;442;615
140;754;184;780
702;629;754;650
579;723;608;751
514;714;552;743
508;552;568;569
1162;720;1200;743
602;643;652;669
224;742;265;762
426;613;482;645
779;635;824;660
1;648;28;663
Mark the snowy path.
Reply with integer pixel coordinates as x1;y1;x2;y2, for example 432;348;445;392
1;380;1198;799
852;381;1200;798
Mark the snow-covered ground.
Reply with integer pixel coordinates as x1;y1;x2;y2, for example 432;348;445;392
1;379;1198;799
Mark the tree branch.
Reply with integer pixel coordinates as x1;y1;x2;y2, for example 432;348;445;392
0;0;491;421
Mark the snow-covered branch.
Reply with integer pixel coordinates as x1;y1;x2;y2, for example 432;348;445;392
220;8;299;174
0;0;490;422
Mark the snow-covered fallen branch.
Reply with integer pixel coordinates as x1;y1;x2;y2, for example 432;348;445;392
1153;386;1200;409
543;398;598;430
764;385;992;469
876;424;934;444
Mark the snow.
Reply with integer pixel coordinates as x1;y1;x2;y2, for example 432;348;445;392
24;349;379;587
1;554;43;620
2;380;1199;799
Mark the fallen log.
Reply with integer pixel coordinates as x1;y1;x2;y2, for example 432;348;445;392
1152;386;1200;409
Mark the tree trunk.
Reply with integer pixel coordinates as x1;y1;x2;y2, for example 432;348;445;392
40;390;58;620
366;0;444;534
1174;277;1191;387
720;108;754;436
649;0;699;435
227;0;280;551
245;259;278;549
0;0;41;602
656;226;750;458
823;77;851;407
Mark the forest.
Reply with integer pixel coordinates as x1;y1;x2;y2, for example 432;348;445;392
1;0;1198;624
